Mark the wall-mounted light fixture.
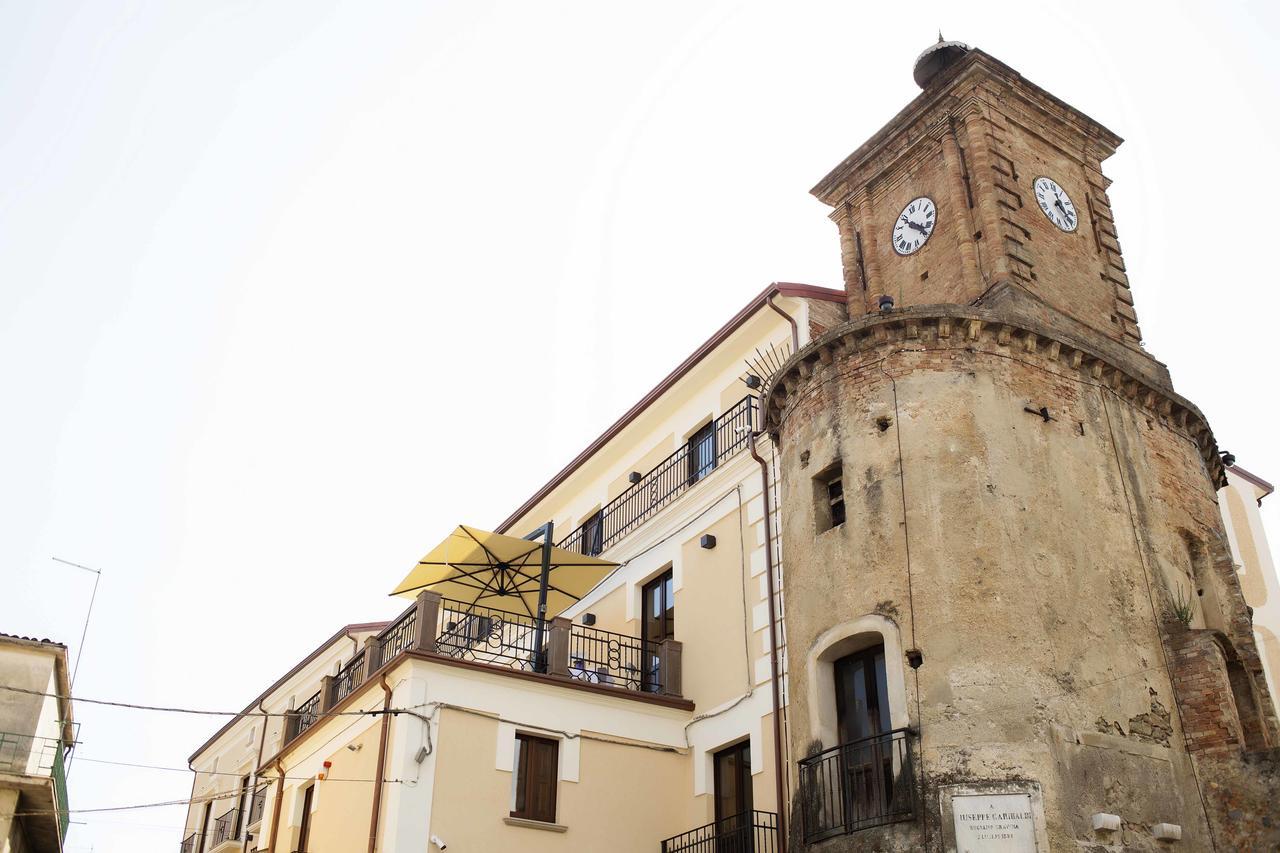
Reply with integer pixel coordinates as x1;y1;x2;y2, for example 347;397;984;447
745;374;762;389
628;471;643;484
700;534;717;550
581;613;597;626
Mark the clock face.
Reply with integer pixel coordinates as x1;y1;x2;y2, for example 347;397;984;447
1033;176;1078;232
892;197;937;255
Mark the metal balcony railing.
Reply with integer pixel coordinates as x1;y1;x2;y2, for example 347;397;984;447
179;831;201;853
559;395;756;556
248;785;267;826
567;623;662;693
0;731;70;837
797;728;916;842
210;807;240;846
661;810;780;853
283;690;322;746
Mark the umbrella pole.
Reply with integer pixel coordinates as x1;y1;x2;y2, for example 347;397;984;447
524;521;555;673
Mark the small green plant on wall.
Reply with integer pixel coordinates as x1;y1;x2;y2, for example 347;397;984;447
1172;583;1194;628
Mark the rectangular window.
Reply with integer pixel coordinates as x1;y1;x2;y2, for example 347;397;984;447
582;509;604;557
296;786;315;853
642;569;675;691
816;465;845;531
510;734;559;823
688;421;717;484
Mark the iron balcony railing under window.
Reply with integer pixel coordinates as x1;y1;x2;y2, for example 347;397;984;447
797;728;916;843
661;810;780;853
329;649;367;707
559;395;757;556
0;731;70;837
248;785;268;826
210;807;240;846
179;832;201;853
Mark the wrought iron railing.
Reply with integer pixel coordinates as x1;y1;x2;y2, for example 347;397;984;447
179;832;201;853
436;598;543;671
0;730;70;836
284;690;322;745
567;624;661;692
330;650;367;707
559;395;756;555
661;810;780;853
797;728;916;842
376;606;418;667
210;807;240;846
248;785;267;826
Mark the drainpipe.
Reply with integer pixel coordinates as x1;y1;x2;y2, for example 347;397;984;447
240;701;270;853
367;676;394;853
766;289;800;354
750;430;788;853
266;760;285;853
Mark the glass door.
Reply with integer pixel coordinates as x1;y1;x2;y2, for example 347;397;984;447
714;741;753;853
641;570;675;691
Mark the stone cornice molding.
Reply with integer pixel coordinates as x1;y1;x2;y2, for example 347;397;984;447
762;304;1226;489
812;50;1122;207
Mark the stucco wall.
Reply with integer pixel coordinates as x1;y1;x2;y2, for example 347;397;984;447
767;309;1276;850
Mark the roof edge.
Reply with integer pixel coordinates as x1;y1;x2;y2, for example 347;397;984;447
494;282;844;534
187;620;389;764
1229;465;1275;500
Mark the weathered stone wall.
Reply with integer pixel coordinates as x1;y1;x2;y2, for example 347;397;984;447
765;305;1277;851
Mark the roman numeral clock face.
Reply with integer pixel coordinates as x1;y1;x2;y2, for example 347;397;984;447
892;197;936;255
1034;176;1078;231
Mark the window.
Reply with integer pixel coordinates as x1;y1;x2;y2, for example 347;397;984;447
834;645;890;743
688;421;717;484
510;734;558;823
582;509;604;557
296;785;315;853
816;464;845;531
642;569;675;691
714;740;753;832
234;775;250;837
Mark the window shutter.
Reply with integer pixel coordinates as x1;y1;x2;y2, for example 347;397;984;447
512;734;558;822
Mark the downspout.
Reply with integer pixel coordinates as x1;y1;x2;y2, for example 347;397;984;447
367;676;394;853
240;701;270;853
766;290;800;354
266;760;286;853
751;428;788;852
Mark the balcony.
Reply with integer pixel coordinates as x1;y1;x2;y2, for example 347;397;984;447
180;832;200;853
559;395;756;556
661;810;780;853
281;593;684;749
0;731;70;845
247;784;267;828
796;728;917;843
209;806;241;848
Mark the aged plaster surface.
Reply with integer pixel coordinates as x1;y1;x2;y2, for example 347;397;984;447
767;304;1278;852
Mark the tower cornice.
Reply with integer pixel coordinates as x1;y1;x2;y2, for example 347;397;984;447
762;303;1227;489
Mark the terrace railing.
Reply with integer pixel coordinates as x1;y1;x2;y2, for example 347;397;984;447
566;623;663;693
661;810;780;853
327;649;367;707
283;690;322;746
179;832;201;853
279;592;684;755
559;395;756;556
797;728;916;843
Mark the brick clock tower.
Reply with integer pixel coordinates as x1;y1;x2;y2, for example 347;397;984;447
764;42;1279;851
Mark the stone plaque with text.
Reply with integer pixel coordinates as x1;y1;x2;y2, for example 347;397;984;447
951;793;1037;852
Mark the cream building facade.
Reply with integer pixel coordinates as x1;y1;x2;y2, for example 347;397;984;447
0;634;74;853
179;43;1280;853
1220;466;1279;702
179;284;844;853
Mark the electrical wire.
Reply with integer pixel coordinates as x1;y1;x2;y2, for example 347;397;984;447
0;684;386;720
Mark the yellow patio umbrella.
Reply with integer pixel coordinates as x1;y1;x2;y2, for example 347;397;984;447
389;524;618;623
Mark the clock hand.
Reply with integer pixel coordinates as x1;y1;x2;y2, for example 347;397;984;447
906;220;928;235
1054;199;1068;214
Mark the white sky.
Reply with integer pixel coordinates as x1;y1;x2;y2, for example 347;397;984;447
2;1;1277;849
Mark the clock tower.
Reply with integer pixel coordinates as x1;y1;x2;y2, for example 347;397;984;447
816;40;1141;353
765;42;1279;852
